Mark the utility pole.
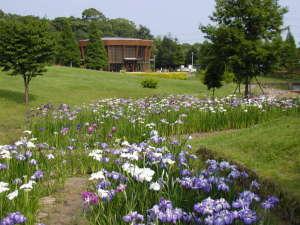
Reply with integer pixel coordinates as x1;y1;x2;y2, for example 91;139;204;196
153;55;156;72
191;52;194;68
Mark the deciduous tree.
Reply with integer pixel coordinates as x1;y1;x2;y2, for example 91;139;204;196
201;0;287;97
156;35;184;70
0;16;54;104
82;8;106;21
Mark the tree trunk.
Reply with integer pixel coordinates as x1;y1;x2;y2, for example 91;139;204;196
23;76;29;105
244;76;249;98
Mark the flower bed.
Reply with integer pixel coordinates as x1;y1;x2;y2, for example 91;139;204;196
81;133;281;225
0;95;299;224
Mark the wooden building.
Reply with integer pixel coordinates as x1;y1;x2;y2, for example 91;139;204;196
79;37;153;72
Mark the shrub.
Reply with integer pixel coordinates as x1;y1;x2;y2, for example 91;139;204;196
223;71;235;83
141;78;158;89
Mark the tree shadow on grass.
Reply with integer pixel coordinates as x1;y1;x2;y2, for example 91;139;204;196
0;89;36;104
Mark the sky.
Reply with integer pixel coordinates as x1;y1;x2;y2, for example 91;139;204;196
1;0;299;44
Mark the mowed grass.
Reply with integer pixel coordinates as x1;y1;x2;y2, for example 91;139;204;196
0;66;236;143
190;115;300;200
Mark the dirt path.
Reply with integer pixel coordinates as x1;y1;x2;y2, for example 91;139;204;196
37;177;89;225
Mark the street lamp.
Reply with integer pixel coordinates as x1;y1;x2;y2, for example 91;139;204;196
191;52;194;68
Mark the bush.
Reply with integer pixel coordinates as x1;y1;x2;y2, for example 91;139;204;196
141;78;158;89
223;71;235;83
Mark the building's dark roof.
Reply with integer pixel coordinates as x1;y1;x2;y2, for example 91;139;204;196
102;37;147;41
80;37;151;41
79;37;153;47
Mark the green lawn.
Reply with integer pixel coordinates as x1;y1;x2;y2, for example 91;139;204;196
0;66;236;143
190;115;300;201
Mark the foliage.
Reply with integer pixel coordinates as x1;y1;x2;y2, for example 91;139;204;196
110;18;140;38
85;22;108;70
281;29;298;72
55;21;81;67
130;72;188;80
0;8;154;69
82;8;106;21
156;35;184;70
223;70;235;84
198;41;214;69
136;25;153;39
203;59;225;94
141;78;158;88
0;9;4;18
201;0;287;97
0;16;54;104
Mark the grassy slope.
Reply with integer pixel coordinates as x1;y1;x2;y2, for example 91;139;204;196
190;115;300;200
0;66;236;143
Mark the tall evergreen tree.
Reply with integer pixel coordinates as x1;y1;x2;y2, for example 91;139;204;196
201;0;287;97
56;21;80;67
204;58;225;96
85;22;108;70
0;16;54;104
283;28;297;72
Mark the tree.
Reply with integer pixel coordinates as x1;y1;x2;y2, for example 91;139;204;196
82;8;106;21
204;59;225;96
85;22;108;70
0;9;5;18
184;44;201;66
55;21;81;67
201;0;287;97
0;16;54;104
156;35;184;70
110;18;138;37
282;28;297;72
136;25;153;39
197;41;214;69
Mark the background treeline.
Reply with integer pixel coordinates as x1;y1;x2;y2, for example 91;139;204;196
0;7;299;73
0;8;218;71
0;8;154;69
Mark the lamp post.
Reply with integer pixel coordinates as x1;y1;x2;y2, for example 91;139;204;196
191;52;194;68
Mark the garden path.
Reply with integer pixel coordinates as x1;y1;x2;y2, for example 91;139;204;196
37;177;89;225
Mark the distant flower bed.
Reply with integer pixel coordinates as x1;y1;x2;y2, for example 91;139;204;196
128;72;188;80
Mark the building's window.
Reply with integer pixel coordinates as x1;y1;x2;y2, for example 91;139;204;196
138;47;145;59
124;46;136;58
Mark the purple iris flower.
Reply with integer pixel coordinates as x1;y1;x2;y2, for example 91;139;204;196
148;198;185;223
97;180;111;189
123;211;144;224
31;170;44;180
261;196;279;210
238;209;257;224
0;212;27;225
81;191;99;206
0;163;7;170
